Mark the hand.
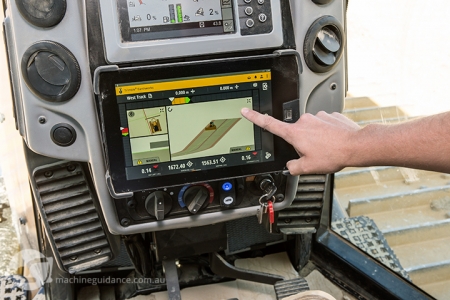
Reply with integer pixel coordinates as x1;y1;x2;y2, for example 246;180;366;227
241;108;361;175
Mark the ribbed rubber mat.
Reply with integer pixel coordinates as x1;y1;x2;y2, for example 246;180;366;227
98;240;132;268
31;161;112;273
274;277;309;300
278;175;326;234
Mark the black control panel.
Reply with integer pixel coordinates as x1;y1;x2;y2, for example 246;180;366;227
115;174;287;227
239;0;273;35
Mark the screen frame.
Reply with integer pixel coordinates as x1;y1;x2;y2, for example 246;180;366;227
117;0;236;42
97;54;300;193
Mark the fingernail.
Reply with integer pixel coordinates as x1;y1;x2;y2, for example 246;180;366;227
241;108;250;115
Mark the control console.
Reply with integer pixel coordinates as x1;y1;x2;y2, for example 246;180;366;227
96;52;301;231
115;175;290;228
4;0;347;271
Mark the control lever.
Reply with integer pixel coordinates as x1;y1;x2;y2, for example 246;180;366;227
123;235;153;278
162;259;181;300
210;252;284;285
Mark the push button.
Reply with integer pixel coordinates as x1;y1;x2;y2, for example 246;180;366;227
219;180;236;208
244;0;252;3
222;182;233;191
258;13;267;23
223;196;234;206
51;123;76;146
246;19;255;28
257;0;264;4
244;7;253;16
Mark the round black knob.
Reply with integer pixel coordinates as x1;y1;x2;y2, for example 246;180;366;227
183;186;209;214
16;0;66;28
21;41;81;102
145;191;173;220
51;123;76;146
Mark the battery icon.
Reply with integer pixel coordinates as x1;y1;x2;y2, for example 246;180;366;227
169;4;176;23
176;4;183;23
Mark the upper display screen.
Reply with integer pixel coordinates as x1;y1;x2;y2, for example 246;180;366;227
118;0;235;42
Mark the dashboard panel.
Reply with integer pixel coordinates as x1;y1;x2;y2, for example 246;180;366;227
99;0;284;62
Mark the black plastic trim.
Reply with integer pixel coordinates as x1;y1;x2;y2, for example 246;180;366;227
313;230;433;300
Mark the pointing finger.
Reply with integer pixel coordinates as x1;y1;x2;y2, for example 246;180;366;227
241;108;291;141
286;158;305;176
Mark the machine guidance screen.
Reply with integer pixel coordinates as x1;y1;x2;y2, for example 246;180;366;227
98;54;300;192
115;70;273;181
118;0;235;42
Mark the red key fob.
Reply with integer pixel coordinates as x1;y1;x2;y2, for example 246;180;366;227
267;200;275;224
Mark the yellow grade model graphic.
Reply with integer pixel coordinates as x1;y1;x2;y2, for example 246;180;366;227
172;118;241;157
127;97;255;165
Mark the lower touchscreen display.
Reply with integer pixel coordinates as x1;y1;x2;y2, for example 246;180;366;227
115;70;274;181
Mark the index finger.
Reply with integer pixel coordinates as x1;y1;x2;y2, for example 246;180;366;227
241;108;291;141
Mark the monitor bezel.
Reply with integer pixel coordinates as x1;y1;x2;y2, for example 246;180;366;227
117;0;236;42
97;55;299;193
